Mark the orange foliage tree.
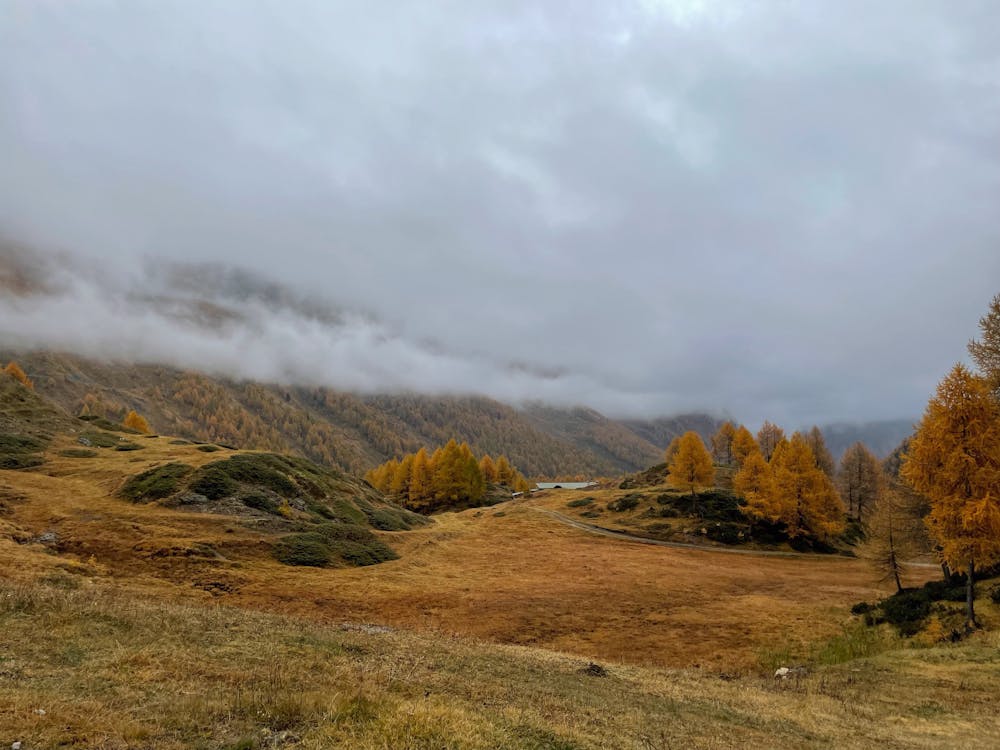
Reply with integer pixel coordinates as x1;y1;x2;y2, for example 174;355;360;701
902;364;1000;628
123;409;152;434
731;425;759;467
770;432;846;539
667;431;714;496
756;420;786;462
710;422;736;465
732;451;776;531
4;361;33;390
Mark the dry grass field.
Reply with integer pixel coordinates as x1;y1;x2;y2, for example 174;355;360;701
3;433;999;747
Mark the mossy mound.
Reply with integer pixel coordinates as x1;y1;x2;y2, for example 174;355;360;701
118;451;428;568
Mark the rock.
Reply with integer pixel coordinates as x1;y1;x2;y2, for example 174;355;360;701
36;531;59;545
581;662;608;677
774;667;790;679
13;742;22;750
33;708;46;715
77;436;93;447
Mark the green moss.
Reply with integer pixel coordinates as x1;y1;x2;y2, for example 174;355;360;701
196;444;222;453
273;523;398;568
120;463;194;503
58;448;98;458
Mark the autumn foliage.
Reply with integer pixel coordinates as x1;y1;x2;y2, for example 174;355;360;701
366;441;529;513
902;364;1000;627
123;409;152;434
667;431;714;494
4;361;33;390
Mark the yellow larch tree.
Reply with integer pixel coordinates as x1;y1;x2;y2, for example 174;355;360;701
123;409;152;434
731;425;760;467
4;361;33;390
408;448;432;506
710;422;737;465
479;455;498;483
757;420;786;462
770;432;846;539
733;450;776;532
902;364;1000;628
806;426;835;476
667;431;714;496
968;293;1000;390
837;441;881;521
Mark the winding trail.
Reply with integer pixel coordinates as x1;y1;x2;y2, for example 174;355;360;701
533;507;939;567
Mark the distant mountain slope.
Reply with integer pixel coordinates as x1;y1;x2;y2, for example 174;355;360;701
618;414;722;450
3;351;718;477
819;420;916;461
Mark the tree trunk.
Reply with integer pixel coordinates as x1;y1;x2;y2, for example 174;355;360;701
941;561;951;581
966;560;978;630
890;552;903;593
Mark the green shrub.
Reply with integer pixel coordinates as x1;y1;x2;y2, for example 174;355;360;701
881;589;931;635
242;494;280;514
197;445;222;453
202;455;299;497
990;585;1000;605
0;454;45;469
79;431;121;448
0;434;46;454
851;601;874;616
273;534;332;567
121;463;193;502
114;442;144;451
190;468;239;501
608;494;642;512
273;524;398;568
169;439;191;445
921;578;968;603
566;497;594;508
705;522;744;544
58;448;98;458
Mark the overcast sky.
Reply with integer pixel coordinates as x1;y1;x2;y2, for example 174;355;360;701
2;1;999;427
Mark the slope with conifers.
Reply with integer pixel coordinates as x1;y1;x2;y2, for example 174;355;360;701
0;372;426;575
1;350;721;477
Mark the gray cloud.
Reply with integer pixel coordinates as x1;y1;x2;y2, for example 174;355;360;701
1;0;999;427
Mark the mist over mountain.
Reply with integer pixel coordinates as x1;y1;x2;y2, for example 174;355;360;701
3;2;998;427
2;350;723;476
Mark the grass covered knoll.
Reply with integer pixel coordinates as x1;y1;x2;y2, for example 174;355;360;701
117;451;425;568
2;576;999;749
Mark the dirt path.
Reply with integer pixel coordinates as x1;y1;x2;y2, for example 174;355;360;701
533;507;939;568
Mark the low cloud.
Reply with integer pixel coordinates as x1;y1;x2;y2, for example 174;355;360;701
2;1;999;426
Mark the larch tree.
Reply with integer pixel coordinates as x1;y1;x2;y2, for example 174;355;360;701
123;409;152;434
495;455;516;486
901;364;1000;629
389;453;414;497
770;433;846;539
710;422;736;465
409;448;433;507
667;431;714;499
663;435;683;469
4;361;33;390
860;480;922;593
757;421;786;462
733;450;776;532
479;455;498;483
968;293;1000;390
731;425;760;467
806;426;835;477
837;442;881;521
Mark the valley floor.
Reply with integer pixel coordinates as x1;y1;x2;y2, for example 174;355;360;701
2;440;998;747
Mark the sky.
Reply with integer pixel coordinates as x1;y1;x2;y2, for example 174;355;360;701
1;0;999;427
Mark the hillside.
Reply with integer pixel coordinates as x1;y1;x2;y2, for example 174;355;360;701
2;351;720;476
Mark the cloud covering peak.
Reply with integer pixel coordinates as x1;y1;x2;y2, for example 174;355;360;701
2;1;999;425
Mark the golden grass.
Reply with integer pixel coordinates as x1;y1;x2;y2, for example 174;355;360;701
2;576;1000;749
3;437;1000;747
0;436;943;671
